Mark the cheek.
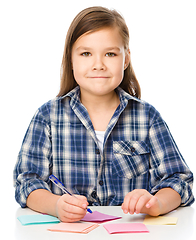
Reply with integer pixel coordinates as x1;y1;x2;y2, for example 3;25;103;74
72;60;86;82
72;55;82;79
109;55;125;76
112;62;125;80
72;68;82;84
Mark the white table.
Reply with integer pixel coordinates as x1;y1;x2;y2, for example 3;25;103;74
4;203;196;240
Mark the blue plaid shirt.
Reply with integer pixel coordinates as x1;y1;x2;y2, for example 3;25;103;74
14;86;194;207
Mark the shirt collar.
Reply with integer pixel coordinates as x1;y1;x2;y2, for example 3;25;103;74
60;86;80;100
116;87;143;105
59;86;143;106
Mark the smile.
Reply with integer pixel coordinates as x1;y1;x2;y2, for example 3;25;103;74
88;76;110;78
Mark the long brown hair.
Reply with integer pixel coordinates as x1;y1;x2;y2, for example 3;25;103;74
57;6;141;99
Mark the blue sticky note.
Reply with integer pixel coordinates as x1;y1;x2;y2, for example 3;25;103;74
17;214;60;225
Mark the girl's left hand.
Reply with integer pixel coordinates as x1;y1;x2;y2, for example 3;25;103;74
121;189;163;216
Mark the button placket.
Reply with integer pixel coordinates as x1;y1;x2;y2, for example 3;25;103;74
99;180;103;186
95;148;100;154
131;147;135;153
91;190;97;199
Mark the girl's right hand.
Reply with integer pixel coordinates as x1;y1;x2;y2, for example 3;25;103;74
55;194;88;222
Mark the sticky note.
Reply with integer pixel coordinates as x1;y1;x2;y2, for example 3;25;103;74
143;215;178;225
17;214;60;225
103;223;149;234
81;211;121;223
48;222;99;234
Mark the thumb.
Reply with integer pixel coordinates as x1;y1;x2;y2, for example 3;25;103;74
146;196;158;208
74;195;89;209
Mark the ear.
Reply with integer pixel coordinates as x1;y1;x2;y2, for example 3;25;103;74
124;49;130;70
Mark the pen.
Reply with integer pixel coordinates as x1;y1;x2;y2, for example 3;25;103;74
49;174;93;214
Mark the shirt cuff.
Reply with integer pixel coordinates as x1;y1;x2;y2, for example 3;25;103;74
15;179;51;208
150;177;195;206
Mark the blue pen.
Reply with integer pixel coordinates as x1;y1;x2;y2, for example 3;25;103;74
49;174;93;214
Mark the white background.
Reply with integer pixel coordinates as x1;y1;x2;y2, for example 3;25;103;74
0;0;195;214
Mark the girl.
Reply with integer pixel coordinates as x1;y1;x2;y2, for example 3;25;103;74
14;6;194;223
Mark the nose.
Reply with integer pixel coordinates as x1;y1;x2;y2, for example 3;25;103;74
92;56;106;71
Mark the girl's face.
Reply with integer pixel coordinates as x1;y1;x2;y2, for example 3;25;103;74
71;27;130;98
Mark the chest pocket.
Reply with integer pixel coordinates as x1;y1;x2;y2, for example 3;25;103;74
112;141;150;179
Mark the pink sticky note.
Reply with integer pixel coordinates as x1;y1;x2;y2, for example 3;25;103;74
48;222;99;234
103;223;149;234
81;211;121;223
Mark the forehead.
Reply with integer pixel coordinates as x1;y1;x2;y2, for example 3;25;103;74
72;27;124;50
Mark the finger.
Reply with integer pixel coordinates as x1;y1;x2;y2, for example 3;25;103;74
127;193;141;214
135;194;151;214
123;191;140;214
75;195;88;202
122;192;132;214
63;194;88;210
75;195;89;207
60;210;87;223
62;209;87;222
146;196;158;209
62;200;87;216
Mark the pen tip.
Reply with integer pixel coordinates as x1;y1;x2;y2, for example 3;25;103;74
87;208;93;214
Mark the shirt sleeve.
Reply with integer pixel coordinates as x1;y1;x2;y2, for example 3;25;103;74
13;105;52;208
148;107;194;206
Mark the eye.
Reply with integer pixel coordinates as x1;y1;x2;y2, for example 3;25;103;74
81;52;91;57
106;52;116;57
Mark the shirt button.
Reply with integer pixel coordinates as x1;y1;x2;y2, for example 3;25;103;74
131;147;135;153
99;180;103;186
95;149;100;154
91;191;97;198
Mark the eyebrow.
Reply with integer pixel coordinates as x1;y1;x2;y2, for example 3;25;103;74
76;46;121;52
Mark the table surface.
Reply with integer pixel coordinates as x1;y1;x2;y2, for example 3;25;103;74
2;203;196;240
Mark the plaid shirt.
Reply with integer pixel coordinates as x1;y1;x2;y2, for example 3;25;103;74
14;86;194;207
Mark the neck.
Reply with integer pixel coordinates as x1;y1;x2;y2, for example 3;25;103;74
80;89;120;111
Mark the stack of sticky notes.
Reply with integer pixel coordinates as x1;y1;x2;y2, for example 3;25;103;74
143;215;178;225
103;223;149;234
48;222;99;233
81;211;121;222
17;214;60;225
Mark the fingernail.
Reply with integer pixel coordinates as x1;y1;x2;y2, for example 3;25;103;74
146;203;150;208
123;209;128;214
82;203;87;208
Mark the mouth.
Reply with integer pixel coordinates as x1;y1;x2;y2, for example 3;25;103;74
88;76;110;79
